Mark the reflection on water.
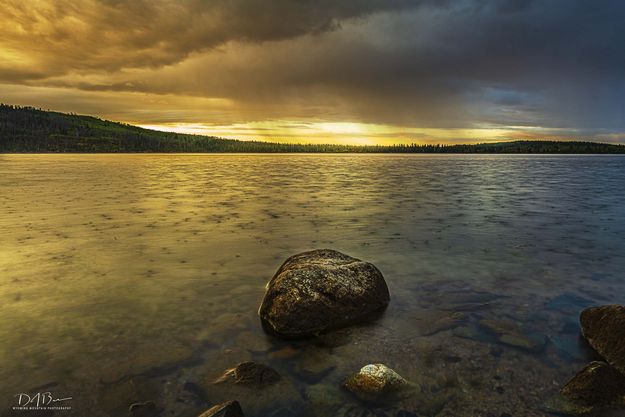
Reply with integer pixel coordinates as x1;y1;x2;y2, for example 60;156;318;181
1;154;624;417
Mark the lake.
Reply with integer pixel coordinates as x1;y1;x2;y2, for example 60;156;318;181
1;154;625;417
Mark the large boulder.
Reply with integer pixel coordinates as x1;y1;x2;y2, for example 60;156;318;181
259;249;390;338
580;305;625;374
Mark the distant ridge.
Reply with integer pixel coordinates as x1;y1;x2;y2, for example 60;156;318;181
1;104;624;153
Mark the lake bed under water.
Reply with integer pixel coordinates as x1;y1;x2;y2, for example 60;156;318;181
1;154;625;417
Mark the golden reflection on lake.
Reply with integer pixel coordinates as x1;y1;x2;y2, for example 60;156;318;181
1;154;625;416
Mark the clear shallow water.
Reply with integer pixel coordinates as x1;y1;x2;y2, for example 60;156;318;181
1;154;624;417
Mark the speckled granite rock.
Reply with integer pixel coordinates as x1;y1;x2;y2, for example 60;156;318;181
344;364;410;403
259;249;390;338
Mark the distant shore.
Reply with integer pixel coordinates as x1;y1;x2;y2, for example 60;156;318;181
2;104;625;154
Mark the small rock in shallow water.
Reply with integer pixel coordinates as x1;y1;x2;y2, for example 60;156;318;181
129;401;157;417
419;311;468;336
215;362;280;387
97;376;160;417
268;345;301;360
580;305;625;374
498;332;546;352
198;400;244;417
344;364;410;403
259;249;390;338
201;367;303;417
560;361;625;407
294;349;336;382
479;319;546;353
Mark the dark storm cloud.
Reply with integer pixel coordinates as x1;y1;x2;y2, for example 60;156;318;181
0;0;425;74
1;0;625;133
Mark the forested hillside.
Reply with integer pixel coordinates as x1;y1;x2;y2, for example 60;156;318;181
1;105;624;153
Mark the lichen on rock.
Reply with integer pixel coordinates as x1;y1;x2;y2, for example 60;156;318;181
259;249;390;339
344;364;412;403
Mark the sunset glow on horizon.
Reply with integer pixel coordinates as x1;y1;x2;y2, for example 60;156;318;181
1;1;624;145
137;121;587;146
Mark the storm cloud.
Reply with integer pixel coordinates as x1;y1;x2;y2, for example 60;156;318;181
1;0;624;142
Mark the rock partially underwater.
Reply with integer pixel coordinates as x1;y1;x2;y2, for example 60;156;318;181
198;400;244;417
259;249;390;338
580;305;625;375
201;362;303;416
215;361;281;387
550;304;625;415
343;364;412;403
560;361;625;408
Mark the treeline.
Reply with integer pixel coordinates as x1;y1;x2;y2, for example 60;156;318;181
1;104;624;153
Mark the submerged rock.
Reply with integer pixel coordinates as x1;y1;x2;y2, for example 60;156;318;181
259;249;390;338
561;361;625;407
129;401;158;417
344;364;410;403
215;362;280;387
198;400;244;417
543;393;593;416
268;345;301;360
96;376;161;417
419;311;468;336
200;363;303;417
479;318;547;353
580;305;625;374
294;349;336;382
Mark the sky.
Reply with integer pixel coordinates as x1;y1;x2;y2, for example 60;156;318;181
1;0;625;145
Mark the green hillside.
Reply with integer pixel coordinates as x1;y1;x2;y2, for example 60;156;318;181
1;104;624;153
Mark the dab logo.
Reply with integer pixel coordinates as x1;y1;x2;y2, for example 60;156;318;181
13;392;72;411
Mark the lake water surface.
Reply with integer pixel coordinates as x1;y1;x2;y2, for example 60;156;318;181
1;154;625;417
